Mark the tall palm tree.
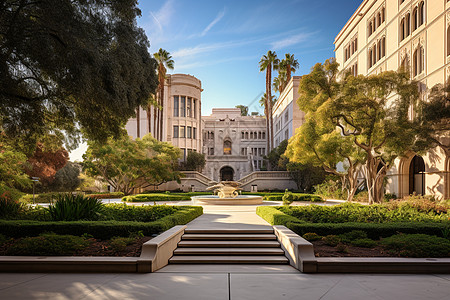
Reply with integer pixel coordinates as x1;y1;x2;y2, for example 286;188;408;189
273;68;287;93
281;53;299;82
154;48;174;141
259;51;279;152
143;93;157;137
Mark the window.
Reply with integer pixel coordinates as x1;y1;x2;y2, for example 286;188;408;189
381;7;385;23
418;1;424;26
369;21;373;36
245;132;249;139
412;7;418;31
223;140;231;155
180;126;186;138
377;12;381;28
381;37;385;58
285;129;289;140
180;96;186;117
173;125;179;138
406;13;410;37
400;18;405;41
447;26;450;56
258;131;262;139
413;45;424;76
182;148;186;161
193;99;197;119
284;110;289;123
241;131;245;139
187;126;192;138
262;131;265;139
173;96;179;117
187;98;192;117
369;48;373;67
241;148;247;156
193;127;197;139
208;147;214;155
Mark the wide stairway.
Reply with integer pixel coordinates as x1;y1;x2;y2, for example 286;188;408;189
169;228;289;264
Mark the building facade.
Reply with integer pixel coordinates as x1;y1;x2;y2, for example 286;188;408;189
335;0;449;199
125;74;203;158
272;76;306;148
202;108;267;181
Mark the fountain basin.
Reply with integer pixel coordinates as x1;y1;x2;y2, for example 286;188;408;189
192;195;263;205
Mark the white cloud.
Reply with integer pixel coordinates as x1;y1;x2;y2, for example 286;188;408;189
201;8;226;36
270;32;313;50
175;55;257;71
150;0;175;32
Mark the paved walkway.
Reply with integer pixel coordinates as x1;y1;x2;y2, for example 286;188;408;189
1;203;449;299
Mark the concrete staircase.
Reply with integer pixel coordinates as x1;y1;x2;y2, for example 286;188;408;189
169;228;289;264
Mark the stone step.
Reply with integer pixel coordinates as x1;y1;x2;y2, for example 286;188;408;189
173;247;285;255
169;255;289;264
178;240;281;248
181;234;277;241
184;228;274;234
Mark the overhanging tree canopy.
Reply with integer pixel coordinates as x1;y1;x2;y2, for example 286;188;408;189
0;0;158;149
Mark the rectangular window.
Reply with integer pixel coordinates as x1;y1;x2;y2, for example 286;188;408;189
182;148;186;161
262;132;265;139
208;147;214;155
180;96;186;117
187;97;192;117
262;148;265;156
284;111;288;124
193;99;197;119
173;96;179;117
180;126;186;138
187;126;192;138
285;129;289;140
173;125;179;138
193;127;196;139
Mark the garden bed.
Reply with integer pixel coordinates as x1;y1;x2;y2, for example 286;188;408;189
312;240;390;257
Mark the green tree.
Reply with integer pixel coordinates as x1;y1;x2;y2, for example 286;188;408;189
49;162;81;192
0;135;31;190
0;0;158;149
286;162;326;193
83;134;181;195
183;152;206;172
154;48;174;140
280;53;299;82
259;92;276;159
266;139;289;171
236;105;249;116
273;71;287;94
259;51;279;151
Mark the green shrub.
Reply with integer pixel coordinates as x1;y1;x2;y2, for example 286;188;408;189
0;194;25;218
86;192;124;199
256;206;301;225
302;232;321;241
47;194;104;221
339;230;368;243
0;184;24;202
322;235;340;246
6;233;90;256
100;204;178;222
279;202;448;223
388;195;447;214
282;192;294;206
313;179;347;200
19;192;62;203
384;193;397;201
123;193;189;202
287;222;450;239
381;234;450;257
353;191;369;203
109;236;135;252
0;206;203;239
351;238;377;248
336;243;348;253
265;193;323;202
0;234;8;245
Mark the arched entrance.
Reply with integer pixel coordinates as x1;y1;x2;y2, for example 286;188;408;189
220;166;234;181
409;155;425;195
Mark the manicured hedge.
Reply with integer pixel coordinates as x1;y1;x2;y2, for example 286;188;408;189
264;193;323;202
286;221;450;239
0;206;202;239
123;192;213;202
86;192;124;199
256;206;300;225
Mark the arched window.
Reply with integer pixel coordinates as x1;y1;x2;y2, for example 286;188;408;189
413;46;424;76
223;140;232;155
419;45;424;74
381;37;386;58
413;48;418;76
400;18;405;41
412;7;418;31
378;41;382;60
369;21;373;36
406;13;410;37
447;26;450;56
377;12;381;28
418;1;424;26
373;45;377;64
369;49;373;67
381;7;385;23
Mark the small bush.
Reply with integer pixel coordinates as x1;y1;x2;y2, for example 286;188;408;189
123;193;189;202
0;193;25;219
350;238;377;248
100;204;178;222
336;243;348;253
313;179;347;200
47;194;104;221
353;191;369;203
339;230;368;243
322;235;340;246
109;236;135;252
384;193;397;201
19;192;62;204
282;192;294;206
6;233;90;256
381;234;450;257
302;232;321;241
256;206;301;225
0;184;24;202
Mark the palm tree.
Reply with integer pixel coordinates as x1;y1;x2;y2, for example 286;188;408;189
273;68;287;93
154;48;174;141
143;93;157;137
259;51;279;152
281;53;299;82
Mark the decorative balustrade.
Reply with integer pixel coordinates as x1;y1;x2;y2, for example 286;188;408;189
238;171;292;184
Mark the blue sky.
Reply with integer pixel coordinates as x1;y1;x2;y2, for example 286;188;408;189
69;0;363;161
137;0;363;115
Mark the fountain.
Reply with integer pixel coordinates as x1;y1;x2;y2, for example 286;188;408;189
191;181;263;205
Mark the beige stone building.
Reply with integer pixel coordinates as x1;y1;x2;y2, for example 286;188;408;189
335;0;449;199
202;108;267;181
125;73;203;158
272;76;306;148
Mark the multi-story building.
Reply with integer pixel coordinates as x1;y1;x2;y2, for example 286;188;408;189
335;0;449;198
202;108;267;181
272;76;306;148
125;74;203;158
